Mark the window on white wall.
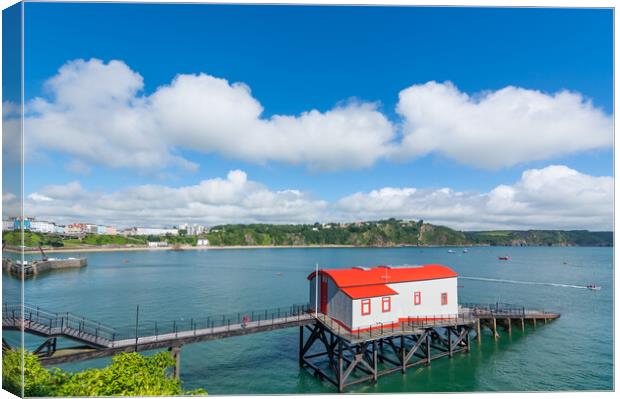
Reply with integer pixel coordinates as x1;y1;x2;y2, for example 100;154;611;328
441;292;448;305
382;297;391;312
361;299;371;315
414;291;421;305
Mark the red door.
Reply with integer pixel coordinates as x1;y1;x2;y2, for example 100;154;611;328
320;275;328;314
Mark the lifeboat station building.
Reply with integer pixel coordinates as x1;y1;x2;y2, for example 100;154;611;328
308;264;458;333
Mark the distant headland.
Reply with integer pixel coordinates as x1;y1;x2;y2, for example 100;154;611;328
2;219;612;253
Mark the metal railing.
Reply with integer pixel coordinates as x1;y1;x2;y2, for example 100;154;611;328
314;311;475;341
2;302;312;347
111;303;312;342
460;302;553;317
2;303;117;345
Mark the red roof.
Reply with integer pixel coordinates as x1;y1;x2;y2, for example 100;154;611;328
307;264;457;287
341;284;397;299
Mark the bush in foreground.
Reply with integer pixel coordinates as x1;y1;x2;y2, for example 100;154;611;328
2;349;206;397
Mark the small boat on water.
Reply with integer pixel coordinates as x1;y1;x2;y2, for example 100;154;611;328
498;256;510;261
462;249;468;253
586;284;601;291
447;249;456;254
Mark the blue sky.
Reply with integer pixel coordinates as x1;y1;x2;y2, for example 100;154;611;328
4;3;614;229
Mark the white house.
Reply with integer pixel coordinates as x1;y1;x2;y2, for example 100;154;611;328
197;238;209;246
147;241;169;247
129;227;179;236
2;220;14;231
307;264;459;333
29;220;57;234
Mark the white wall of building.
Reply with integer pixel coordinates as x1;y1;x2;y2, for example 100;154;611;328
131;227;179;236
389;277;458;319
351;295;399;330
30;221;56;234
309;274;458;331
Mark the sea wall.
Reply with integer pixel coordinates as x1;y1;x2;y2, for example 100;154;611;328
2;258;87;278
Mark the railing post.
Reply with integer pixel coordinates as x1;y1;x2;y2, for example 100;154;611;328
134;304;140;351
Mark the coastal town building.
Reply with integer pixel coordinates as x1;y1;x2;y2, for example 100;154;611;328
197;238;209;246
2;217;64;234
2;220;14;231
147;241;169;247
126;227;179;236
308;264;458;333
66;223;88;236
178;223;208;236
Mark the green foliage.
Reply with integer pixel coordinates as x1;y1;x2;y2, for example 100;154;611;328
464;230;613;247
80;234;147;246
204;221;612;247
3;223;612;250
2;350;206;397
2;349;54;397
2;231;64;248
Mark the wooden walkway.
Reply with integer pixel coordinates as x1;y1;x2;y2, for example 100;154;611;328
2;303;314;365
2;302;560;367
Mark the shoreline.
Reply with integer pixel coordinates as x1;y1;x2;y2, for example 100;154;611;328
3;243;498;254
1;242;605;255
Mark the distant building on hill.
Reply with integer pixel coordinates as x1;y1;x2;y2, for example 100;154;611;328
127;227;179;236
147;241;169;247
197;238;209;246
66;223;88;236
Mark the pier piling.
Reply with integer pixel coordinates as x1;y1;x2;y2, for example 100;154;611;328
169;346;181;379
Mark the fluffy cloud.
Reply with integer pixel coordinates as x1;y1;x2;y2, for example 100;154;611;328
395;81;612;168
335;165;613;230
24;60;612;173
22;166;612;230
25;59;394;172
25;170;328;227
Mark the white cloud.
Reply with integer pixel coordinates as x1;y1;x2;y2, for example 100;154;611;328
335;165;613;230
25;59;394;172
21;166;612;231
28;193;53;202
25;170;328;227
395;81;613;168
25;60;612;173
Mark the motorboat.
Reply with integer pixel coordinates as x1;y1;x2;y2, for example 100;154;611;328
498;256;510;261
586;284;601;291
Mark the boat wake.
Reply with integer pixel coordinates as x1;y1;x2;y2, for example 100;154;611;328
460;276;589;289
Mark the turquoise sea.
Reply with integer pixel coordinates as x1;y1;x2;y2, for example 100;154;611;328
2;246;614;393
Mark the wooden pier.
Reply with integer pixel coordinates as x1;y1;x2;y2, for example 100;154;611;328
2;302;559;392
